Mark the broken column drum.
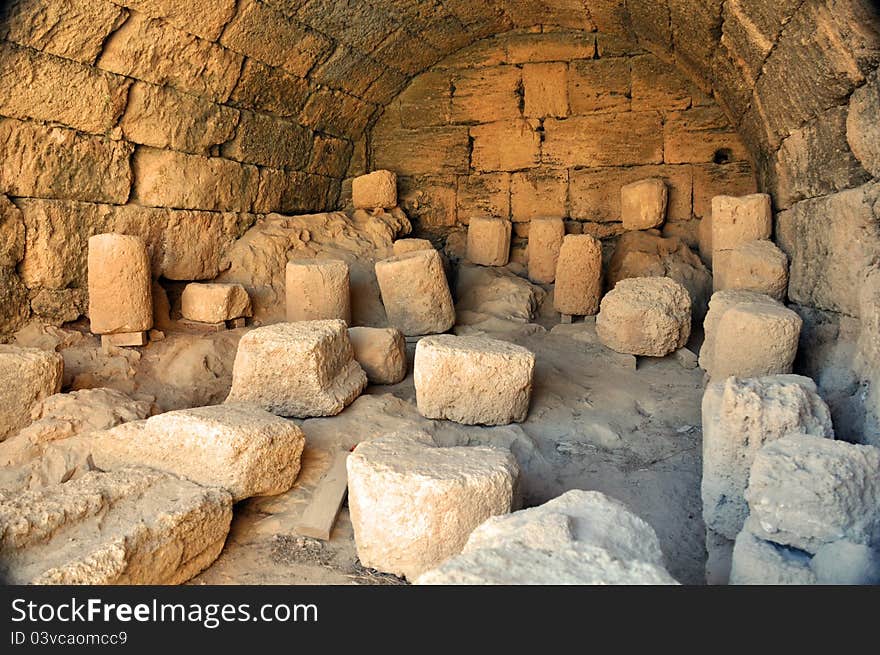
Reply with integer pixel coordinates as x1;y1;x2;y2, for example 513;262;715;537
285;259;351;324
87;233;153;336
527;217;565;284
375;249;455;336
466;216;512;266
554;234;603;316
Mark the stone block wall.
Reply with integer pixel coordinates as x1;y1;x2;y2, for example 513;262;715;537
366;29;757;245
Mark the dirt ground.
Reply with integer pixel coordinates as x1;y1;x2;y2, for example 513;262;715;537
191;320;707;585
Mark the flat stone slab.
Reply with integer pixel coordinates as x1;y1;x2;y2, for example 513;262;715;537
596;276;691;356
347;431;518;580
745;433;880;554
89;403;306;501
0;467;232;584
226;320;366;418
414;334;535;425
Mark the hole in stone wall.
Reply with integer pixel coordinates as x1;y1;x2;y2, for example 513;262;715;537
713;148;733;165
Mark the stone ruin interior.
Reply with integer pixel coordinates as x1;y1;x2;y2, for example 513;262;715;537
0;0;879;587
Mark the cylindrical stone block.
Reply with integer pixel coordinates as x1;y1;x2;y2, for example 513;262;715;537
554;234;602;315
466;216;512;266
527;217;565;284
348;326;407;385
711;193;772;255
285;259;351;324
621;178;667;230
375;249;455;336
87;233;153;335
711;302;802;379
713;239;789;300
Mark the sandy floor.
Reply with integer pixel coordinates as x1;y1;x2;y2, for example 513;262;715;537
191;321;707;585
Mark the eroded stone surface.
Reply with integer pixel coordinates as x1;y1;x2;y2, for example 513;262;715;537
415;335;535;425
711;302;802;380
466;216;512;266
348;326;406;385
285;259;351;324
347;430;518;580
87;234;153;335
527;217;565;284
181;283;252;323
352;170;397;209
375;249;455;335
554;234;602;316
713;239;789;300
89;403;305;501
226;320;366;418
0;467;232;584
621;178;668;230
596;277;691;357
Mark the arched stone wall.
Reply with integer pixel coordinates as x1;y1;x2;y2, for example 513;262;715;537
0;0;878;439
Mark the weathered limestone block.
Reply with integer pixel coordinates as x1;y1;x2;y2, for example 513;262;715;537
470;118;542;172
699;290;782;373
375;249;455;335
457;173;510;221
527;217;565;284
810;540;880;585
285;259;351;324
220;110;311;170
414;542;679;585
543;113;664;168
847;69;880;178
414;335;535;425
713;239;789;300
510;169;568;222
0;467;232;584
698;214;713;266
120;81;239;156
554;234;602;315
621;178;668;230
702;375;834;540
607;231;713;321
415;489;678;585
455;264;546;328
372;127;470;176
392;238;433;255
0;346;63;441
522;62;568;118
97;12;242;103
87;234;153;335
180;283;252;323
226;320;366;418
466;216;512;266
596;277;692;356
114;0;237;41
464;490;666;566
0;42;130;134
730;528;817;585
347;431;518;580
0;118;133;204
352;170;397;209
348;327;406;385
663;107;749;164
89;403;305;501
711;193;772;255
711;302;802;379
745;434;880;554
0;194;24;267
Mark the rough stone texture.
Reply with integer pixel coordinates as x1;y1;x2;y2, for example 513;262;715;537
0;346;63;441
352;170;397;209
466;216;512;266
87;234;153;335
699;290;782;373
0;118;132;204
0;42;131;134
702;375;834;541
220;110;311;170
698;214;713;266
847;68;880;178
347;430;518;580
226;320;366;418
375;249;455;335
285;259;351;324
711;302;802;380
464;490;666;566
554;234;603;316
776;181;880;317
0;467;232;584
511;170;568;222
180;283;252;323
120;82;239;155
607;231;712;321
97;13;242;103
745;434;880;554
621;178;668;230
596;277;692;357
88;403;305;501
414;334;535;426
415;542;679;585
713;239;789;302
810;540;880;585
454;264;546;330
527;217;565;284
348;326;407;385
711;193;772;255
730;527;817;585
392;238;433;255
415;489;678;585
